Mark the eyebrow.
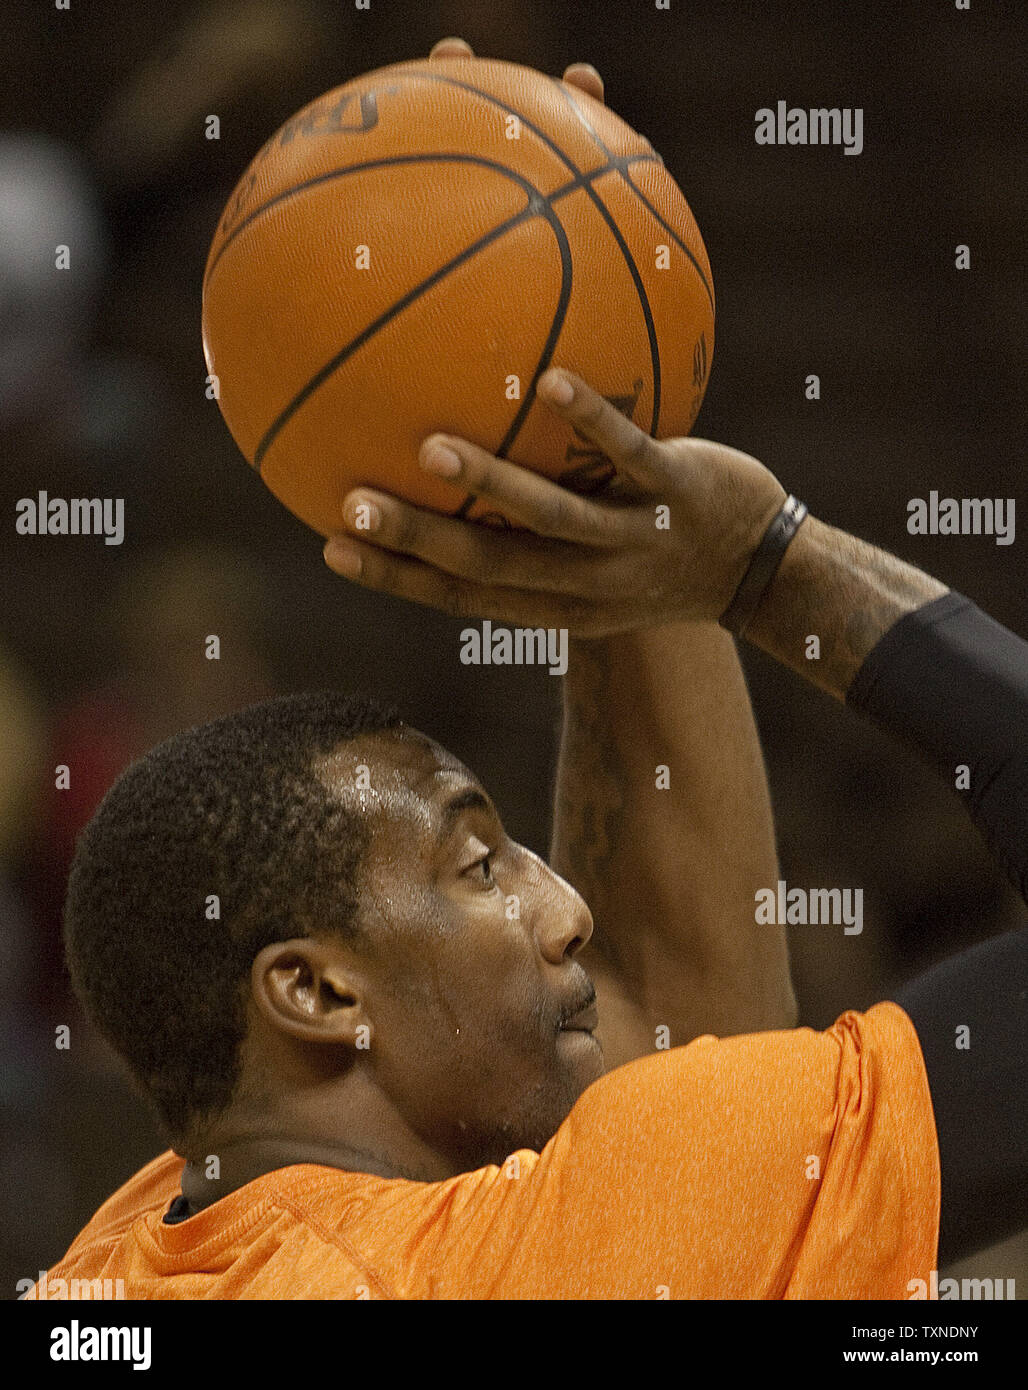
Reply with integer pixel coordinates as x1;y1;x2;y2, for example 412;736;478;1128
435;786;493;846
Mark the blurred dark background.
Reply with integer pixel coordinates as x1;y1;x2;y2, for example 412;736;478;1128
1;0;1024;1293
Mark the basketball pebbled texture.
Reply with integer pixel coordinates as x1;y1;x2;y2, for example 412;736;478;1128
202;55;715;537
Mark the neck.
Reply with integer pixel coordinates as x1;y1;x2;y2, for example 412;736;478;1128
178;1078;457;1210
180;1136;443;1209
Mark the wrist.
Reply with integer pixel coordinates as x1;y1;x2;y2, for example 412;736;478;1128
708;470;789;625
718;494;808;636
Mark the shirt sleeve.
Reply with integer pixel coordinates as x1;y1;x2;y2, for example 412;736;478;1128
847;591;1028;905
432;1001;940;1299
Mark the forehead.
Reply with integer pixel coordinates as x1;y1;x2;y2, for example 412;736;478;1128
314;727;482;837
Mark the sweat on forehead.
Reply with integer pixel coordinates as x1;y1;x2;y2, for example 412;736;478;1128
313;725;475;818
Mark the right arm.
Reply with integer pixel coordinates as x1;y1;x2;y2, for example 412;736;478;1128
745;527;1028;1263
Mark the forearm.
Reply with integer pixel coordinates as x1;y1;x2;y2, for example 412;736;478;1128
744;515;949;699
746;512;1028;904
550;620;796;1047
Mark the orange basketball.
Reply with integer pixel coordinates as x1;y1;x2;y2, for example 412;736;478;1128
202;55;715;537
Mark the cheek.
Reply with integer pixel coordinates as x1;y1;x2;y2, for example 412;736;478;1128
416;953;551;1082
463;929;549;1034
371;887;552;1053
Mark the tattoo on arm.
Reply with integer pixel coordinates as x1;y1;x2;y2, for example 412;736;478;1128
549;639;626;967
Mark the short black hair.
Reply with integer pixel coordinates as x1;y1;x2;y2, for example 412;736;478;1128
64;691;403;1143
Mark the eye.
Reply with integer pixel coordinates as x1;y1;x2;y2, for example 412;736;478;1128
466;853;495;886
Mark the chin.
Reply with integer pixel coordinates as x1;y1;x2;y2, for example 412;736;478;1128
462;1041;606;1164
560;1027;606;1087
530;1048;606;1149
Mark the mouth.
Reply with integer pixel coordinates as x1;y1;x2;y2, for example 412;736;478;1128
559;1002;599;1034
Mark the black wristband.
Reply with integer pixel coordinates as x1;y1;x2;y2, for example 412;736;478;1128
718;495;809;637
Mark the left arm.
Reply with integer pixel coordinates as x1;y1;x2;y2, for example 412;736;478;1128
550;622;795;1068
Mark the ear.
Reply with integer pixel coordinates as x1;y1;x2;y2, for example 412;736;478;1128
250;939;372;1049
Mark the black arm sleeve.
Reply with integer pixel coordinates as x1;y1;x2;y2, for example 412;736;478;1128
847;591;1028;903
846;592;1028;1263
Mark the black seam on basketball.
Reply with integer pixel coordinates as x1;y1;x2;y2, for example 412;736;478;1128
549;151;662;205
554;81;715;314
254;200;532;469
545;80;669;436
496;204;573;455
621;172;715;313
208;153;533;288
578;176;662;438
452;194;575;521
522;118;654;442
396;69;589;176
401;71;662;434
396;71;660;198
252;167;574;475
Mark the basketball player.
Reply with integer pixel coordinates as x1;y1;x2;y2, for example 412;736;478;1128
37;353;1026;1298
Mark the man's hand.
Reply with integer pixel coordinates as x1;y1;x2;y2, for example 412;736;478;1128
324;369;786;636
428;35;605;104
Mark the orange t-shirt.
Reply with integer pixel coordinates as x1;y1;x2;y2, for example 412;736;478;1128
34;1002;939;1299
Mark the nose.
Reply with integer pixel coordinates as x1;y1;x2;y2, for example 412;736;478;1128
521;849;594;964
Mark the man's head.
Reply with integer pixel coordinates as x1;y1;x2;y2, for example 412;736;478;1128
65;692;601;1179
